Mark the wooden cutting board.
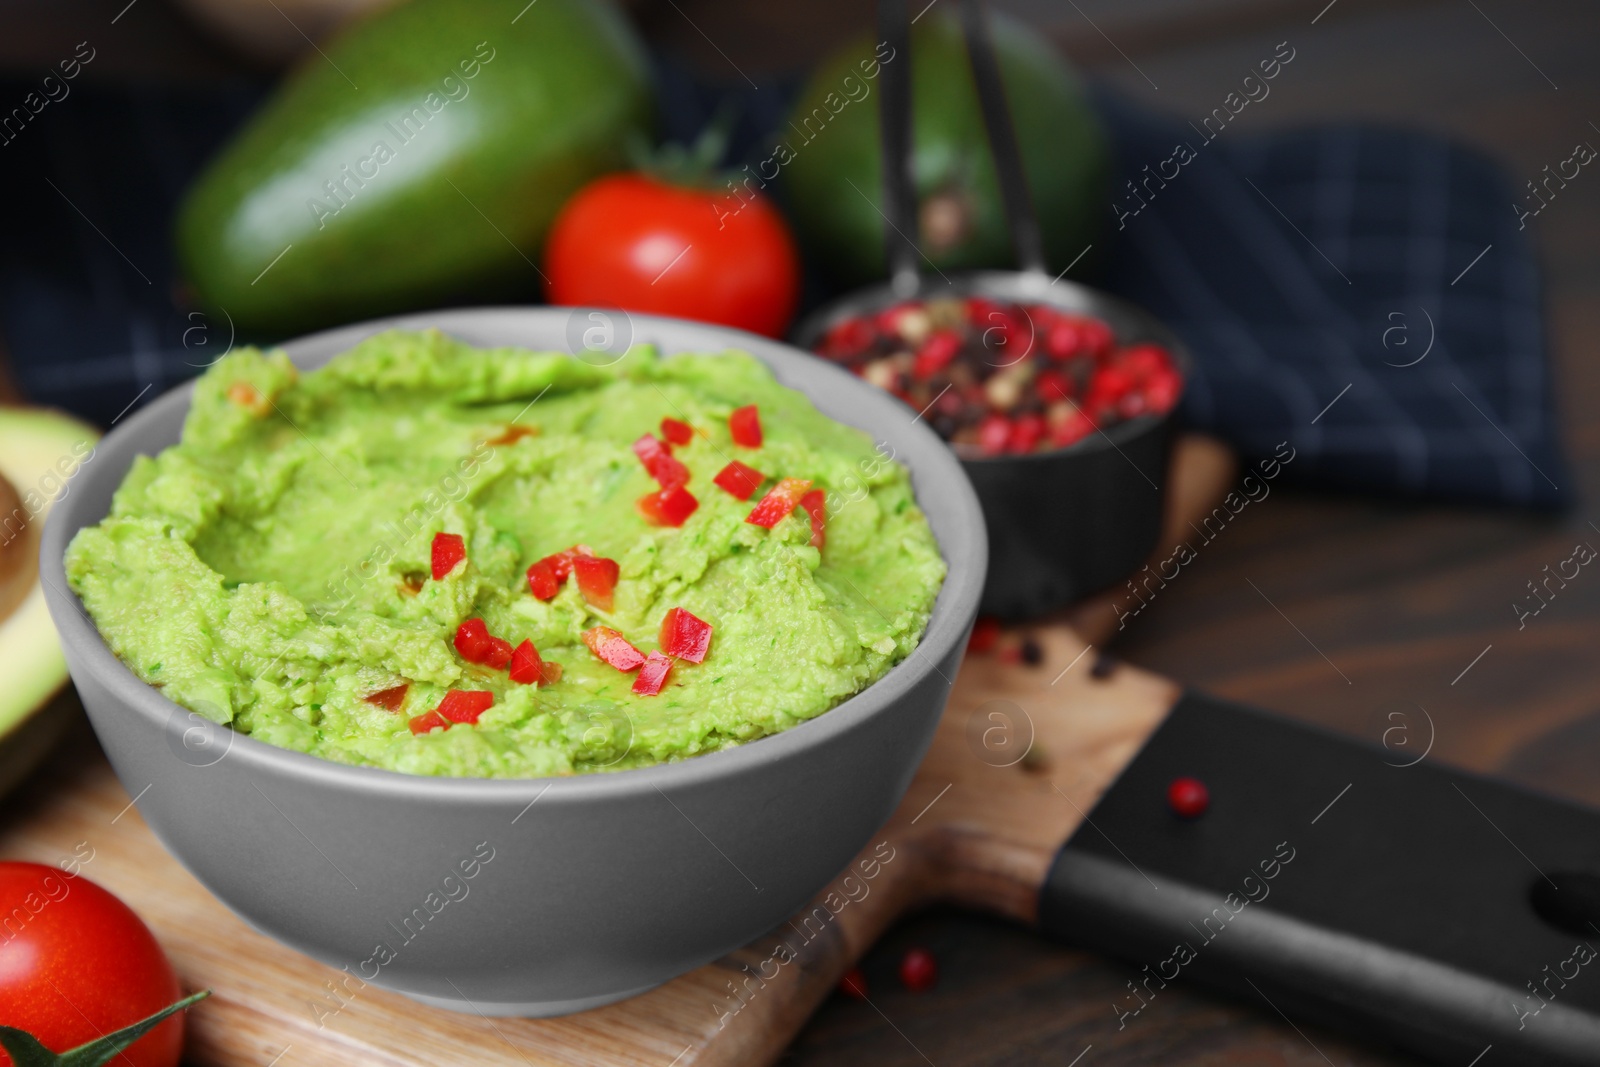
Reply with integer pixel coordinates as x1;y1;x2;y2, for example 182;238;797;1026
0;436;1236;1067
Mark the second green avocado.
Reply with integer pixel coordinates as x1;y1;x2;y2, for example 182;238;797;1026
176;0;653;334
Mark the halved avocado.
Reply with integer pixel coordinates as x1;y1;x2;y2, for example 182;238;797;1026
0;407;101;786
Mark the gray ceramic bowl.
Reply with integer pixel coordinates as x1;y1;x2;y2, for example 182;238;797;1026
40;307;985;1017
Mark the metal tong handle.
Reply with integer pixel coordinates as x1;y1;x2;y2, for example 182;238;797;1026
876;0;1049;291
958;0;1048;278
876;0;921;296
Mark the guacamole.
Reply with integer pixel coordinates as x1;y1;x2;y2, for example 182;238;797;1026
65;330;946;777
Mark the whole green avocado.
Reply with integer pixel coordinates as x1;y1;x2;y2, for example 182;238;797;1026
781;11;1108;286
176;0;653;334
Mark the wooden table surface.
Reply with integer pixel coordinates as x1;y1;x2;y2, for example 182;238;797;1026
5;0;1599;1064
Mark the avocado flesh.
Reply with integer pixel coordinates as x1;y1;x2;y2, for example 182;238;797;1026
0;408;100;737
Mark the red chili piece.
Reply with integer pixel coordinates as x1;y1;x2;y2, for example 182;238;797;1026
713;460;765;501
431;532;466;580
572;555;620;612
528;544;596;600
898;948;938;992
408;709;450;735
509;639;553;686
799;489;826;549
632;651;673;696
364;683;409;711
454;618;493;662
660;416;694;446
526;558;561;600
633;433;690;488
659;607;713;663
482;636;514;670
729;404;763;447
746;477;813;528
839;967;869;1000
1167;776;1210;819
638;483;699;527
583;626;646;671
437;689;494;725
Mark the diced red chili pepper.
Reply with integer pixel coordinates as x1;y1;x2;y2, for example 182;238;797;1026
482;636;514;670
437;689;494;724
633;433;690;488
967;616;1001;654
431;532;466;580
912;329;962;380
364;683;409;711
799;489;826;548
509;639;552;686
454;618;493;662
632;652;673;696
746;477;813;528
660;417;694;446
485;424;539;446
540;544;592;583
526;558;560;600
729;404;763;447
713;460;765;501
977;414;1011;456
408;710;450;735
572;554;620;612
659;607;713;663
637;484;699;527
583;626;646;671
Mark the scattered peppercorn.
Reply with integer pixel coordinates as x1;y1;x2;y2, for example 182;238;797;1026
1020;742;1051;774
1020;637;1043;666
898;947;938;992
839;967;869;1000
1090;650;1117;679
813;297;1181;456
1167;776;1210;819
967;616;1000;654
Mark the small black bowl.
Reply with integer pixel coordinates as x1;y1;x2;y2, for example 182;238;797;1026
795;271;1187;620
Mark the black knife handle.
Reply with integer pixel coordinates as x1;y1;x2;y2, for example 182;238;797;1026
1039;691;1600;1066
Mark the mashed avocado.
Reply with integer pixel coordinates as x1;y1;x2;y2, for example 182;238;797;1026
65;330;946;777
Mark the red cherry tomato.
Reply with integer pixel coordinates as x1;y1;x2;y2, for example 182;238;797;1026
0;862;185;1067
544;173;801;339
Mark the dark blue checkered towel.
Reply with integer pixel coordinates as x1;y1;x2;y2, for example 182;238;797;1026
0;73;1567;508
1092;89;1565;509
